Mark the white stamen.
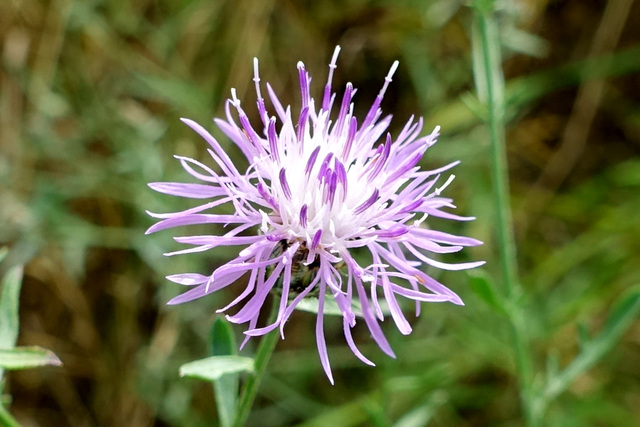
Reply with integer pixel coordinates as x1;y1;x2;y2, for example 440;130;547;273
434;174;456;196
378;60;400;99
413;213;429;227
253;58;261;98
330;46;341;70
230;88;240;106
259;210;269;233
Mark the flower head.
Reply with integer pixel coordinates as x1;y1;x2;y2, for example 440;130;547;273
147;46;484;383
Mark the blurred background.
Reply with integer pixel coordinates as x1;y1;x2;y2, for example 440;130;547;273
1;0;640;425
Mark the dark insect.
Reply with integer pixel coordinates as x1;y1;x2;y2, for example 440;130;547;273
270;239;321;297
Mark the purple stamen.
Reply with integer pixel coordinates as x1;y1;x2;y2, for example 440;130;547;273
239;114;262;150
335;160;348;201
257;182;278;209
279;168;291;200
376;225;409;239
317;153;334;181
300;204;308;228
253;58;269;126
334;83;354;137
398;198;423;215
322;46;341;112
268;118;279;163
297;107;309;144
354;188;379;214
368;134;392;179
362;60;399;131
360;144;384;178
321;168;332;204
311;229;322;249
343;117;359;161
384;152;422;185
298;62;310;110
327;171;338;207
305;146;321;177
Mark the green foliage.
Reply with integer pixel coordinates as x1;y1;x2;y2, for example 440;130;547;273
2;0;640;425
210;318;240;427
179;355;254;382
0;266;22;352
468;271;505;315
0;258;62;425
544;288;640;402
0;347;63;370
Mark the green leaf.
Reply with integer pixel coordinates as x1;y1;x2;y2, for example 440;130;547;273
0;346;63;370
393;392;446;427
295;296;390;318
0;264;24;394
577;321;591;350
0;248;8;264
545;352;560;379
599;288;640;343
545;286;640;400
211;317;237;357
296;297;351;317
210;318;239;427
459;92;488;121
501;27;550;58
0;266;23;350
179;355;254;382
468;270;506;315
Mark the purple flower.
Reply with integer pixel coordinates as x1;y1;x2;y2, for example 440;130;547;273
147;46;484;383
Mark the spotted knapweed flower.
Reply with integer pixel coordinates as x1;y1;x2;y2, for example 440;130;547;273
147;46;484;383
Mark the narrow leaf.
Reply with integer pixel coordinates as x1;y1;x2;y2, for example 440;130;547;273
180;355;254;382
393;393;446;427
545;287;640;400
599;288;640;343
210;318;239;427
0;248;8;264
577;321;590;350
0;346;63;370
545;352;560;379
0;266;23;350
211;317;237;357
468;271;506;315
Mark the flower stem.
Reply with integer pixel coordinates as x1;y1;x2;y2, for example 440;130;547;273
471;1;537;426
231;302;280;427
471;0;519;294
0;404;21;427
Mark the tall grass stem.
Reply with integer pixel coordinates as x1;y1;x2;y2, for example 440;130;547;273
231;301;280;427
471;2;538;425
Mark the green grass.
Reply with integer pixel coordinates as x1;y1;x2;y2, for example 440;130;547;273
1;0;640;426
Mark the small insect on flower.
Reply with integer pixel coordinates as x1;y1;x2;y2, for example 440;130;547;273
270;239;322;296
147;46;484;384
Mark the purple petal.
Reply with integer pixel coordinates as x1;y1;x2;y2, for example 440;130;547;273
148;182;226;199
315;281;334;384
354;189;379;214
146;214;250;235
166;273;209;286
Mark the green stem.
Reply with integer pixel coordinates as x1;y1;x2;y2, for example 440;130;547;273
471;2;537;426
231;303;280;427
0;403;21;427
472;1;519;296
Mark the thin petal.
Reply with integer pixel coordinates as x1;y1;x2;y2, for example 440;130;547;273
315;280;334;384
